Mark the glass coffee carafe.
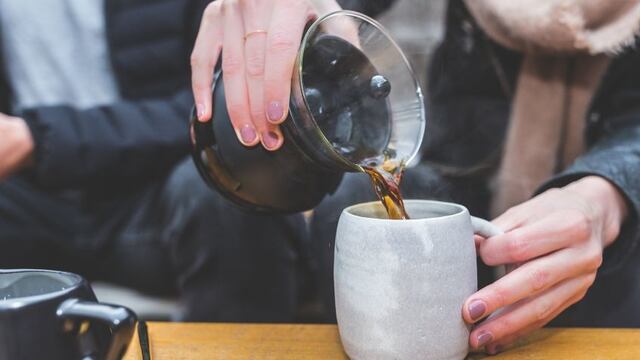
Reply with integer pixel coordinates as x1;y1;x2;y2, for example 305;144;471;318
190;11;425;213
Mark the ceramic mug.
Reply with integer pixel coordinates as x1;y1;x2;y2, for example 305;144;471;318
334;200;502;360
0;269;137;360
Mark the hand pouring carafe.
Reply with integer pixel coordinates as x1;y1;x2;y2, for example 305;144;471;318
190;11;425;213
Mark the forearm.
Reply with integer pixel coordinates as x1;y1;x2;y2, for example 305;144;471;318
23;89;193;189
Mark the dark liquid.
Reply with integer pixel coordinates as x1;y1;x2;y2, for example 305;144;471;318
301;36;404;218
362;159;409;220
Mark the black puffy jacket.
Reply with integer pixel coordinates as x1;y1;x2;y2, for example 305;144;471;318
7;0;391;194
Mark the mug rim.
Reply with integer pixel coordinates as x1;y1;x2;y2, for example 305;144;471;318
342;199;468;222
0;269;83;309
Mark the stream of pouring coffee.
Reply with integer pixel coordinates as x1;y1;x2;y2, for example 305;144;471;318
362;159;409;220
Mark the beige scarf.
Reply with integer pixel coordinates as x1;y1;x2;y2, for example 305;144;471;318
463;0;640;217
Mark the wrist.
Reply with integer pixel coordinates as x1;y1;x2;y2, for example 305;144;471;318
564;176;628;246
9;117;35;168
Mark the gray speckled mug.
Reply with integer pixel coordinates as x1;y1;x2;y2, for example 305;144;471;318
335;200;502;360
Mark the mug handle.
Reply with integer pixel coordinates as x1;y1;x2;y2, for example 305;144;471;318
471;216;504;238
57;298;137;360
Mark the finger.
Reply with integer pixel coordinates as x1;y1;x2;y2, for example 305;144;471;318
191;1;224;122
483;289;578;354
221;0;256;146
484;319;545;355
463;248;586;324
483;313;548;355
474;235;484;252
263;0;315;126
484;289;586;355
479;212;588;266
492;205;528;232
241;0;272;148
261;124;284;151
469;274;592;349
492;188;568;231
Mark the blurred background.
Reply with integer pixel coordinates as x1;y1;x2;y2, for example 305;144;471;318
379;0;446;90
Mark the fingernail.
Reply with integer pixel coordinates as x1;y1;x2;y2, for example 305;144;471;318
240;125;257;145
267;101;284;123
262;131;280;150
487;344;503;355
468;300;487;321
476;330;493;348
196;103;206;121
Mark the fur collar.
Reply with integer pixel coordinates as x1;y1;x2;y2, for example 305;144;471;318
465;0;640;54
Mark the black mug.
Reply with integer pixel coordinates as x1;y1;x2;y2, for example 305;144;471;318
0;269;137;360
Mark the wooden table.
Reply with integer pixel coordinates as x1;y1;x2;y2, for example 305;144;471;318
123;322;640;359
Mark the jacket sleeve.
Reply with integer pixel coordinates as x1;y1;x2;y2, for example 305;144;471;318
337;0;395;17
537;112;640;276
22;89;193;189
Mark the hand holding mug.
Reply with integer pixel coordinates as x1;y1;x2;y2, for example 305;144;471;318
464;176;628;354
